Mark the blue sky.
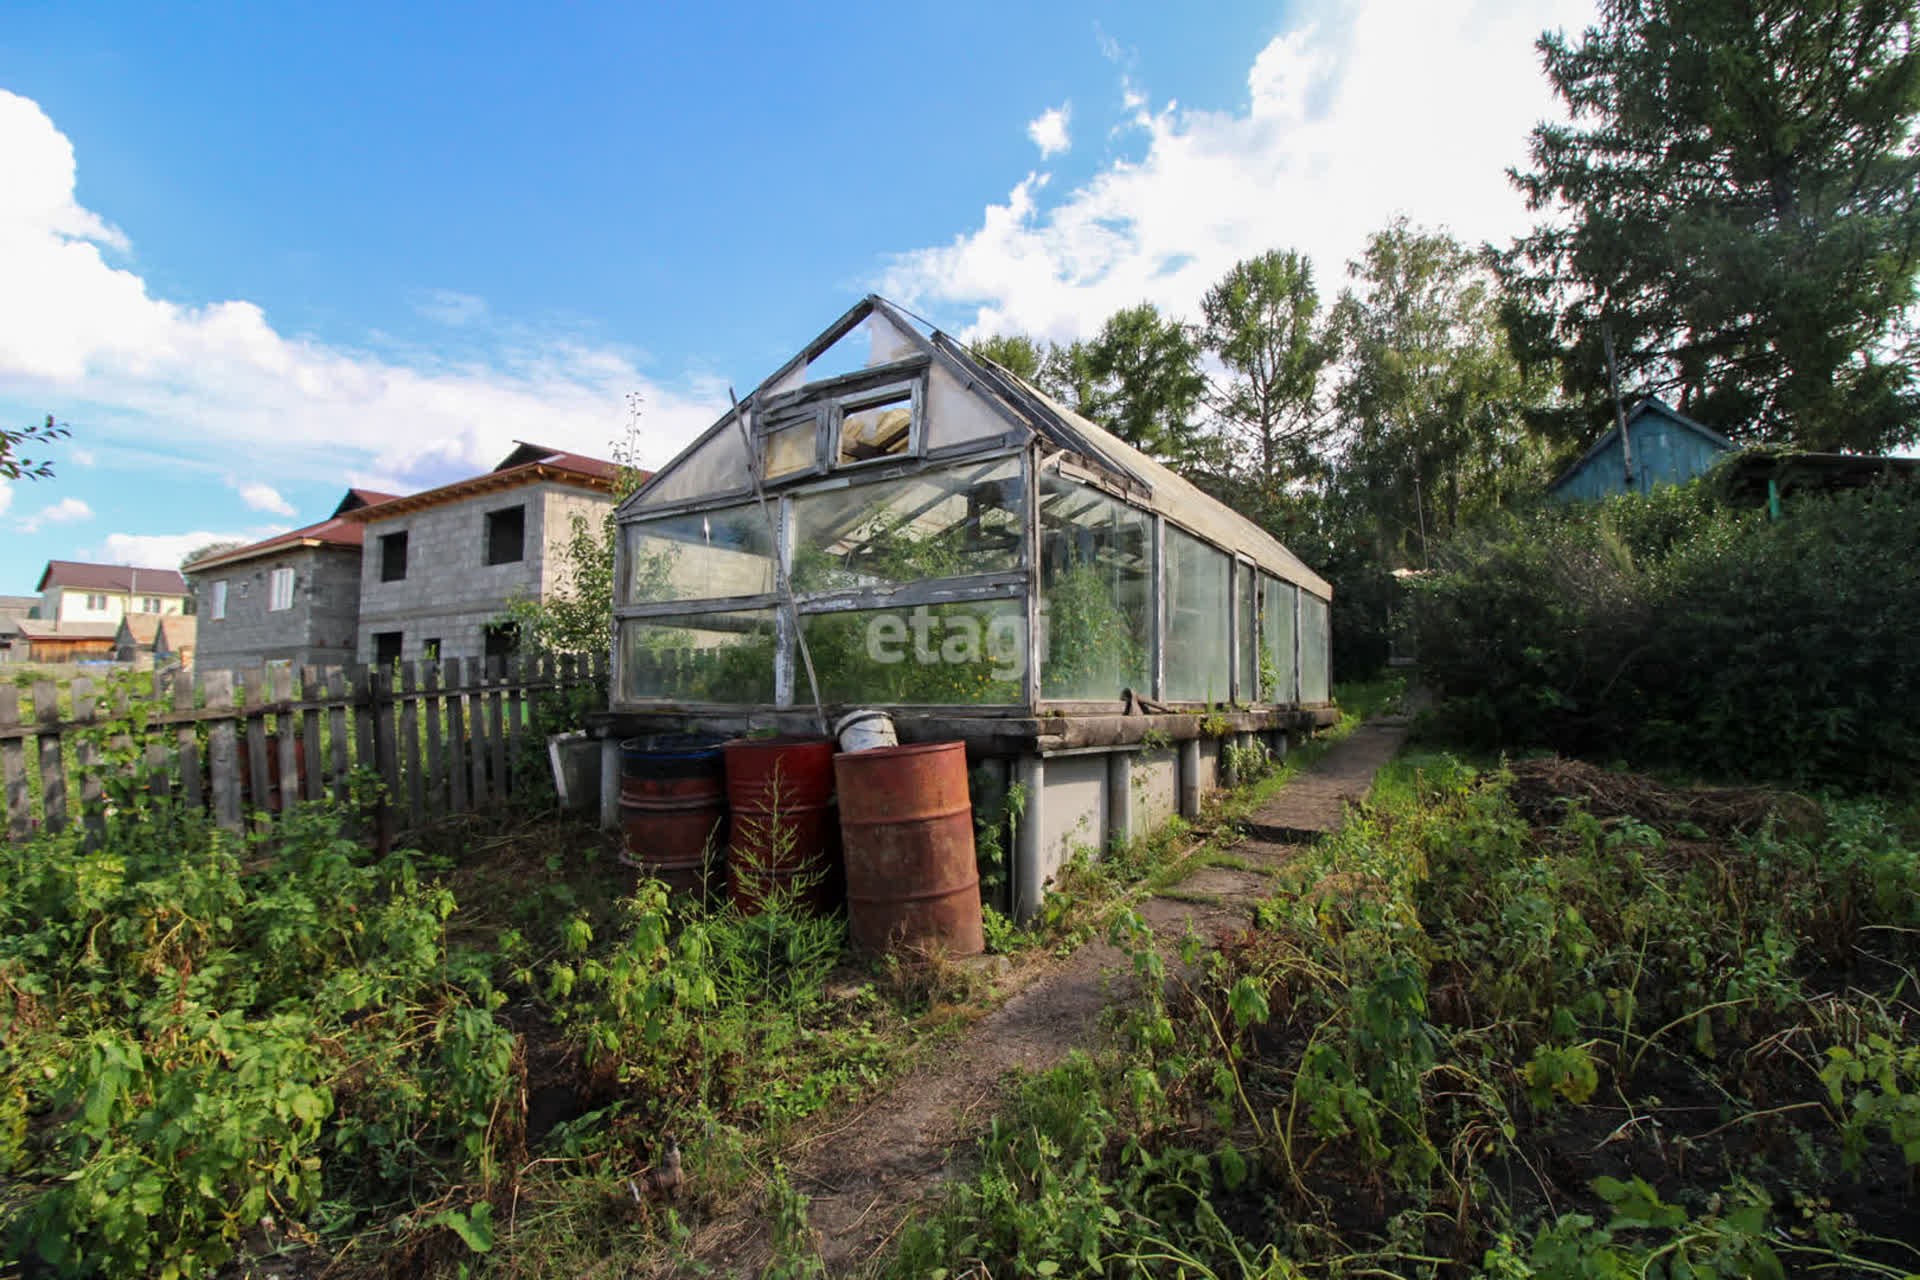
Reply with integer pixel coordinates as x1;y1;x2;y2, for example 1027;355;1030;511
0;0;1592;589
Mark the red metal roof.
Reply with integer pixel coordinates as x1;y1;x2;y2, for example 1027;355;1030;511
182;516;370;574
35;560;190;595
344;446;636;522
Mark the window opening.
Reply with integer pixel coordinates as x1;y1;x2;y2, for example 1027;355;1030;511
423;637;441;662
483;621;520;664
85;593;106;611
269;568;295;612
380;531;409;582
485;505;526;565
837;389;913;465
373;631;403;666
210;582;228;620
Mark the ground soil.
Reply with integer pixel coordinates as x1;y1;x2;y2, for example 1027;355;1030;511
667;719;1410;1278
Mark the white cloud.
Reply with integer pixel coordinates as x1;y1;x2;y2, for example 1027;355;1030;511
1027;104;1072;159
69;446;95;465
886;0;1595;343
92;527;287;570
415;288;489;326
16;495;93;532
234;480;295;516
0;479;10;517
0;91;725;492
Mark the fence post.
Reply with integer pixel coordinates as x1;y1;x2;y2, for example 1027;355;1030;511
372;665;397;854
70;677;104;846
444;658;469;814
240;668;271;824
467;659;491;808
174;668;202;812
33;682;66;835
0;687;28;840
206;670;241;830
401;661;424;830
327;668;352;806
487;656;507;804
271;664;300;816
423;661;446;817
300;666;326;803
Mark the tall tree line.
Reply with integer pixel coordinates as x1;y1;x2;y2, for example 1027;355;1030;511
970;0;1920;577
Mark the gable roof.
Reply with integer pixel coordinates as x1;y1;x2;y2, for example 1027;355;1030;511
17;619;120;640
345;445;633;523
184;488;401;574
1549;395;1737;494
335;488;400;516
115;613;198;651
621;295;1331;598
35;561;190;596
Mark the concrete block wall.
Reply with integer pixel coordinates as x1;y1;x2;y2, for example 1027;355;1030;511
357;482;613;662
193;546;362;670
1011;735;1258;919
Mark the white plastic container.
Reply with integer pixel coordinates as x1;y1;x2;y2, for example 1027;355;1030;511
833;708;898;754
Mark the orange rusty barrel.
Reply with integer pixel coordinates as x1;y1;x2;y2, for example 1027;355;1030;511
723;737;839;914
618;735;726;898
834;740;983;956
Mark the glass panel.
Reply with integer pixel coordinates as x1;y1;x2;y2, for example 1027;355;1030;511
838;390;913;463
1300;594;1331;703
630;416;751;510
1164;527;1231;703
623;504;775;603
1038;474;1151;700
1236;563;1257;702
800;598;1026;705
620;609;777;703
1262;574;1297;704
791;457;1023;593
764;418;818;481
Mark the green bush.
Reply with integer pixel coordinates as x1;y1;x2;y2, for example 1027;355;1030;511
1412;482;1920;788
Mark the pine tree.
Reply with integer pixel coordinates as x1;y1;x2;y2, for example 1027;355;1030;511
1506;0;1920;451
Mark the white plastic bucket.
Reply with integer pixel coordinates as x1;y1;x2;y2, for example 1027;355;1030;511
834;709;897;754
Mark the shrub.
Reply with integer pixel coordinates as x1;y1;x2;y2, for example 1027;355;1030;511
1412;482;1920;789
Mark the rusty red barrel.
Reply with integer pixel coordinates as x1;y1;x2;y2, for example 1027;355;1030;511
723;737;839;914
834;740;984;956
619;735;726;897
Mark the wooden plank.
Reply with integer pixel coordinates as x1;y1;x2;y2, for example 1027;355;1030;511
503;654;525;792
70;678;104;845
300;666;326;802
174;669;203;812
401;661;424;829
327;668;352;806
487;656;507;803
467;658;491;808
271;665;300;815
372;665;398;853
423;661;445;818
444;658;470;814
240;668;271;820
33;682;66;835
351;665;376;785
524;652;548;747
0;687;29;839
205;670;241;830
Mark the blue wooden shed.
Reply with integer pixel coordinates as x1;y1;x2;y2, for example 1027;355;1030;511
1548;396;1735;502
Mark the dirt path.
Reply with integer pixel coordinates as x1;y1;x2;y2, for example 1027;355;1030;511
671;719;1409;1278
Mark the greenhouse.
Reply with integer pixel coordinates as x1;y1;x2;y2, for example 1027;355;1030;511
600;296;1334;915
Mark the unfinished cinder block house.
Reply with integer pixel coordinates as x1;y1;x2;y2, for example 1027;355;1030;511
597;297;1334;917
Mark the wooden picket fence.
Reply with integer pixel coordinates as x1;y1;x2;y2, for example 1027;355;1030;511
0;654;606;844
